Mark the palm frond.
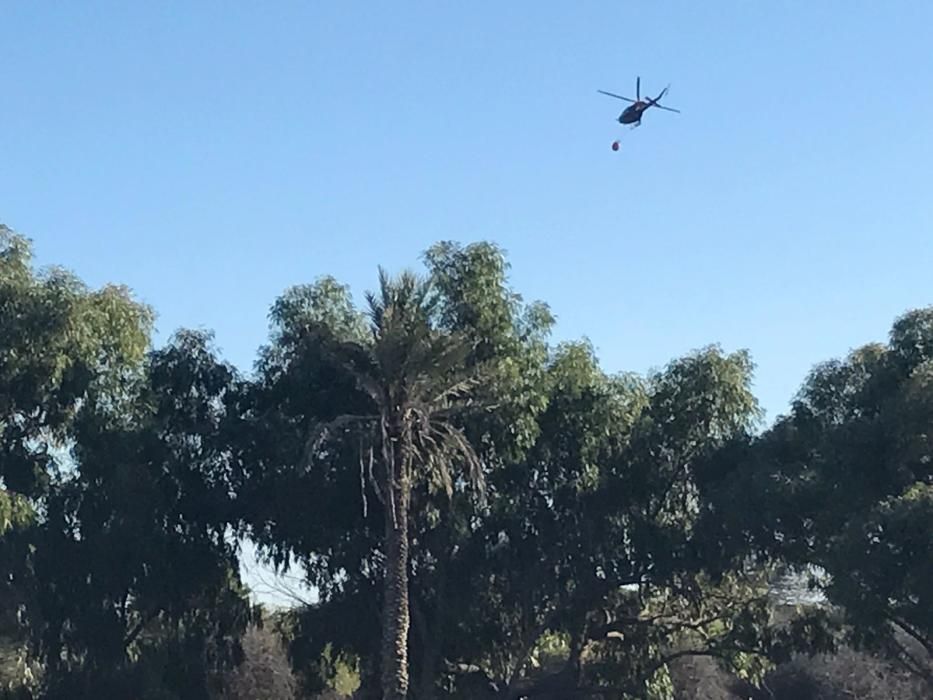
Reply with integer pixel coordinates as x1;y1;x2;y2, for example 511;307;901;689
302;413;376;468
364;290;383;333
425;420;486;502
425;451;454;499
317;337;386;407
312;266;488;515
428;375;484;408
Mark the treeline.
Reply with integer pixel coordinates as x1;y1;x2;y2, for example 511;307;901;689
0;225;930;699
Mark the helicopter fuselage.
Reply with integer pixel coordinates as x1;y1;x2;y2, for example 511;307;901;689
618;102;651;123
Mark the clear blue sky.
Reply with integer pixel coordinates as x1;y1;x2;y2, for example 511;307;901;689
3;1;932;424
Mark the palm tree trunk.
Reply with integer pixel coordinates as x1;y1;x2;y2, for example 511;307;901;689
381;442;412;700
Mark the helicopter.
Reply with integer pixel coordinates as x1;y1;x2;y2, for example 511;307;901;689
598;77;679;149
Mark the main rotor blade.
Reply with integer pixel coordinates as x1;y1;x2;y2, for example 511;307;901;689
636;76;640;100
651;85;679;112
597;89;635;103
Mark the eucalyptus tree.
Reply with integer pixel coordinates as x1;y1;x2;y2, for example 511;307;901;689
435;343;830;699
26;330;254;699
0;225;152;693
0;224;152;526
1;226;253;698
715;307;933;689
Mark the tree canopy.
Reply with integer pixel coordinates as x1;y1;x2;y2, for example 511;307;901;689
1;228;251;699
1;224;930;699
709;308;933;689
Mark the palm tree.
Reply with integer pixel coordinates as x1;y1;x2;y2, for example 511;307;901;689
304;268;486;700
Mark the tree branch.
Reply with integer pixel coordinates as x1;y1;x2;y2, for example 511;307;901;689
123;610;160;650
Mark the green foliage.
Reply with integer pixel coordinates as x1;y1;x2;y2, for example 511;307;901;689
722;306;933;688
238;241;850;699
5;225;929;699
0;491;32;537
423;241;553;460
237;242;555;698
253;263;498;699
449;343;778;697
0;225;253;699
0;225;152;499
24;330;253;699
0;225;157;697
